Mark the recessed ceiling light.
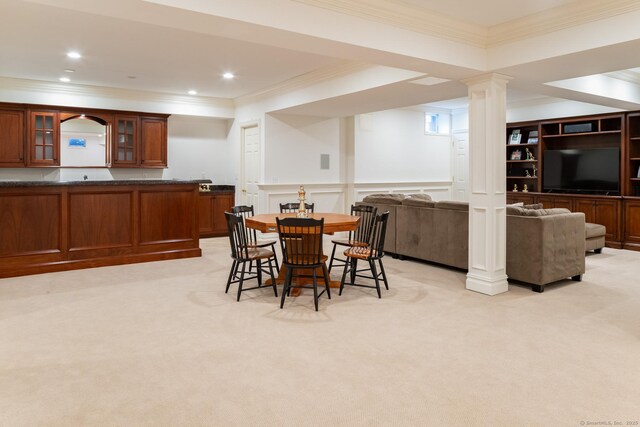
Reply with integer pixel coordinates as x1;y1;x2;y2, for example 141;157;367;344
223;72;234;79
188;90;197;95
59;77;70;82
67;51;81;59
64;69;75;73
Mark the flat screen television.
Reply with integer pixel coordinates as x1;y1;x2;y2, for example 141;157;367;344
543;148;620;195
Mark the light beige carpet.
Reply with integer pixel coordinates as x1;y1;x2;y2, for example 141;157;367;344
1;238;639;426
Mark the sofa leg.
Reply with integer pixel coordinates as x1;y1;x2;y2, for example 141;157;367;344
532;285;544;293
571;274;582;282
594;248;602;254
398;255;406;261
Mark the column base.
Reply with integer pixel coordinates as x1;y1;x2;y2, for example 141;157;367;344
466;273;509;295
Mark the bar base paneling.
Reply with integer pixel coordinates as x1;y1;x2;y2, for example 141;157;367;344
0;181;201;278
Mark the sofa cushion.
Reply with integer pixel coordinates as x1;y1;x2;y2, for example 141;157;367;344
402;198;436;207
585;222;606;239
406;193;432;201
524;203;544;209
362;193;405;205
507;206;571;216
435;201;469;211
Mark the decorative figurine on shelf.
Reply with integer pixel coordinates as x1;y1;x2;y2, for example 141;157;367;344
525;170;532;177
532;165;538;178
523;184;529;193
513;184;518;192
297;185;308;218
525;148;535;161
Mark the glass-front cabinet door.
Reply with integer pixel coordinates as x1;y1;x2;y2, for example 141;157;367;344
28;111;59;166
113;115;139;166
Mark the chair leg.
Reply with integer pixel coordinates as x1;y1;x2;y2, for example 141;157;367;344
281;266;292;309
339;257;350;296
256;260;263;286
378;258;389;290
370;259;382;298
312;269;319;311
268;257;278;297
225;260;237;294
237;262;247;302
271;244;280;270
328;243;338;273
350;258;358;284
322;264;331;299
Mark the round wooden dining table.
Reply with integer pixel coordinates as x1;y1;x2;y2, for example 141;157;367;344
245;212;360;292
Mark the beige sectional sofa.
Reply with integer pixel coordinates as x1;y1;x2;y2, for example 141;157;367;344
360;194;586;292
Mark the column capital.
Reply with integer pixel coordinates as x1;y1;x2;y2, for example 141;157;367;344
462;73;513;88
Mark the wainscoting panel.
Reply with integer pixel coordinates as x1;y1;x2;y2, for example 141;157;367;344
258;181;454;215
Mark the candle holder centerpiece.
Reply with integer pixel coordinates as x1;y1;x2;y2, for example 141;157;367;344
297;185;308;218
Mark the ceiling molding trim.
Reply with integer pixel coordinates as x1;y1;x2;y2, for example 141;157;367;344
488;0;640;46
292;0;488;48
235;61;372;106
0;77;236;118
0;77;234;110
604;70;640;85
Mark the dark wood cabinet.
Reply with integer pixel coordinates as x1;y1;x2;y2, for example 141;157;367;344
140;117;167;168
506;193;536;205
538;195;574;210
199;192;234;238
0;182;200;278
573;198;620;244
112;115;139;166
27;110;59;166
0;102;168;169
623;198;640;250
0;108;25;167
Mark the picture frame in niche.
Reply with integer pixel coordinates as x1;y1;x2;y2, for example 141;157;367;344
509;129;522;145
68;138;86;148
510;149;522;160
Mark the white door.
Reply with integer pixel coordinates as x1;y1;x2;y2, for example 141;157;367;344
452;132;469;201
241;125;260;210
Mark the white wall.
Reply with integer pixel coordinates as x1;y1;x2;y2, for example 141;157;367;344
354;108;452;183
163;115;232;183
264;113;343;184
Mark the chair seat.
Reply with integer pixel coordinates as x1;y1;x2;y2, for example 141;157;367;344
331;238;368;247
243;247;275;261
344;246;381;260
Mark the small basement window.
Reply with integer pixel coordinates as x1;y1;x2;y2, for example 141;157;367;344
425;112;450;135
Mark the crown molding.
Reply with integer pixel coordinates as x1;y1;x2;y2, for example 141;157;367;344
488;0;640;46
0;77;234;116
293;0;487;48
235;61;371;106
605;69;640;85
294;0;640;50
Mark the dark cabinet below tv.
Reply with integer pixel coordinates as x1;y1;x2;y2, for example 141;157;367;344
507;192;623;248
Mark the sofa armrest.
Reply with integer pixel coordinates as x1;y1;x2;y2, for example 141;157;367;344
506;213;586;286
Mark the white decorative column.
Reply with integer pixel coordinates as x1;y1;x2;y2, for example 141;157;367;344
464;74;511;295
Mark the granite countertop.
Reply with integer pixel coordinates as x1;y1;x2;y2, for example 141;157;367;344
0;180;234;191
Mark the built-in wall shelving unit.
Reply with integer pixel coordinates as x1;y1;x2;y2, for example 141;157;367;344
505;112;640;250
